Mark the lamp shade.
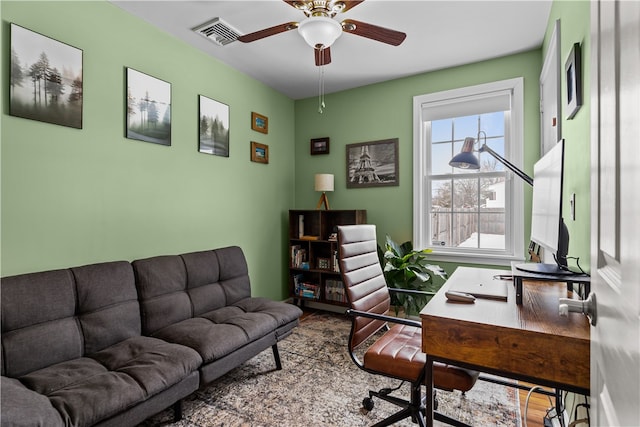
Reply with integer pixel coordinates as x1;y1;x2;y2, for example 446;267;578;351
449;137;480;169
298;16;342;49
314;174;334;192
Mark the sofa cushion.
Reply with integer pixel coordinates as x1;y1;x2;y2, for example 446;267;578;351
0;376;64;427
1;269;81;377
72;261;141;354
19;337;201;427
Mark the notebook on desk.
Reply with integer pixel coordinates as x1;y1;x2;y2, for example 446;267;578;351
448;279;509;301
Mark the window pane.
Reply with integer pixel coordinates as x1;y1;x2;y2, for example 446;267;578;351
430;209;451;247
479;213;505;249
480;137;506;171
431;142;453;175
432;119;452;142
480;111;504;133
480;177;505;249
431;179;451;208
454;115;478;141
453;213;479;248
453;178;479;208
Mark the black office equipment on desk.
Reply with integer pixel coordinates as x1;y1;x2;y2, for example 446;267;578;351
510;261;591;305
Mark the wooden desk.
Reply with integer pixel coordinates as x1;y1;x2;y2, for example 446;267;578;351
420;267;590;427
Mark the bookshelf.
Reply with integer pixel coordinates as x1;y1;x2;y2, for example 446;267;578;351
288;209;367;307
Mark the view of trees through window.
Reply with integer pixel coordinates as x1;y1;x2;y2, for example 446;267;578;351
429;112;507;250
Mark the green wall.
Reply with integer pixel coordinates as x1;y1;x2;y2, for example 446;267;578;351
542;0;591;272
293;50;542;274
1;0;592;298
293;0;591;275
1;1;296;299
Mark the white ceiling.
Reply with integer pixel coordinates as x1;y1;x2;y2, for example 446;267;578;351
110;0;552;100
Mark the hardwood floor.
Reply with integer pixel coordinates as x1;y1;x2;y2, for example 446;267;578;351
519;384;555;426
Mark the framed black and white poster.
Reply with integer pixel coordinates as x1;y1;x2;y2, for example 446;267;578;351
198;95;229;157
565;42;582;120
9;23;83;129
346;138;399;188
126;68;171;146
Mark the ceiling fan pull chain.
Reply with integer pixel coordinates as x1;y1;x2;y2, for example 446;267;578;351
318;47;326;113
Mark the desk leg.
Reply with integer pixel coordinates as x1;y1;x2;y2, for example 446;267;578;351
515;276;523;305
425;355;434;427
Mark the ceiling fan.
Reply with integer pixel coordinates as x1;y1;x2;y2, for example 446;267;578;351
237;0;407;66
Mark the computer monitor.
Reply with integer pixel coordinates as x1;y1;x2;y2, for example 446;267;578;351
515;139;571;275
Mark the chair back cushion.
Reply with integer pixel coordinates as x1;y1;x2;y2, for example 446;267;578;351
338;224;390;349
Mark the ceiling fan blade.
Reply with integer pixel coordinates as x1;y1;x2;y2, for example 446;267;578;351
314;46;332;66
283;1;365;14
237;22;298;43
341;19;406;46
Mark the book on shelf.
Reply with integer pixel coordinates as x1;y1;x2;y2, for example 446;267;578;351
332;251;340;272
290;245;307;268
325;279;346;303
299;235;319;241
297;282;320;300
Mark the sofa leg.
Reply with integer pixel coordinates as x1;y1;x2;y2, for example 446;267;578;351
173;400;183;422
272;344;282;370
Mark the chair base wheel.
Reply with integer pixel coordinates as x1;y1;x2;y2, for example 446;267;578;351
363;397;375;411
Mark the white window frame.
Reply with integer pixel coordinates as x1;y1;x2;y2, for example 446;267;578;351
412;78;525;266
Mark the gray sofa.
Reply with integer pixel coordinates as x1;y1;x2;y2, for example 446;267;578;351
1;246;302;426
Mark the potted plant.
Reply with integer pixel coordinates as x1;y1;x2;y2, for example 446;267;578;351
377;235;447;316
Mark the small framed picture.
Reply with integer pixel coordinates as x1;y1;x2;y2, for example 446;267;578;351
317;258;330;270
251;112;268;134
250;141;269;164
310;137;330;155
565;42;582;120
126;68;171;146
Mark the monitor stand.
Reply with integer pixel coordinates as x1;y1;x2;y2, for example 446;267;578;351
514;262;574;276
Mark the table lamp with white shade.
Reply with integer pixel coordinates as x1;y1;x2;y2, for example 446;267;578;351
314;174;334;210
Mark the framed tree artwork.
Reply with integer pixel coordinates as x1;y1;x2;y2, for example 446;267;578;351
198;95;229;157
126;68;171;146
9;23;83;129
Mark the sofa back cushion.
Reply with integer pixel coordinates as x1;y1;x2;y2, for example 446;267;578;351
133;246;251;336
1;261;140;377
72;261;141;354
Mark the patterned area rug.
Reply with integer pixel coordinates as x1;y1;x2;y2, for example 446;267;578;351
141;312;521;426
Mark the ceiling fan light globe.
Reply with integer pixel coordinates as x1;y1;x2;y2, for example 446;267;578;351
298;16;342;48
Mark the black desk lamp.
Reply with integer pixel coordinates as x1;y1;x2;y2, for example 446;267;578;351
449;131;533;186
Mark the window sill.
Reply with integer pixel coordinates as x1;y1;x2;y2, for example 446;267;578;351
426;251;525;267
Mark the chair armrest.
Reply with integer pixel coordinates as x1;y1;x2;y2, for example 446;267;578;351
388;287;435;297
346;308;422;329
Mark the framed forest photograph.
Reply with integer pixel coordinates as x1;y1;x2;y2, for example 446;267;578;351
126;68;171;146
199;95;229;157
346;138;399;188
9;23;83;129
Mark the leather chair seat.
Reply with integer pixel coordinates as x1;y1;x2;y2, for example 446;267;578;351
364;324;478;392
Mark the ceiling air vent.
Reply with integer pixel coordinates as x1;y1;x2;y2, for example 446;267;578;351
193;18;241;46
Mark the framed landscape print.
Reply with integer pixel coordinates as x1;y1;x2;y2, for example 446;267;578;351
199;95;229;157
346;138;399;188
250;141;268;164
126;68;171;146
251;112;268;134
9;23;83;129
